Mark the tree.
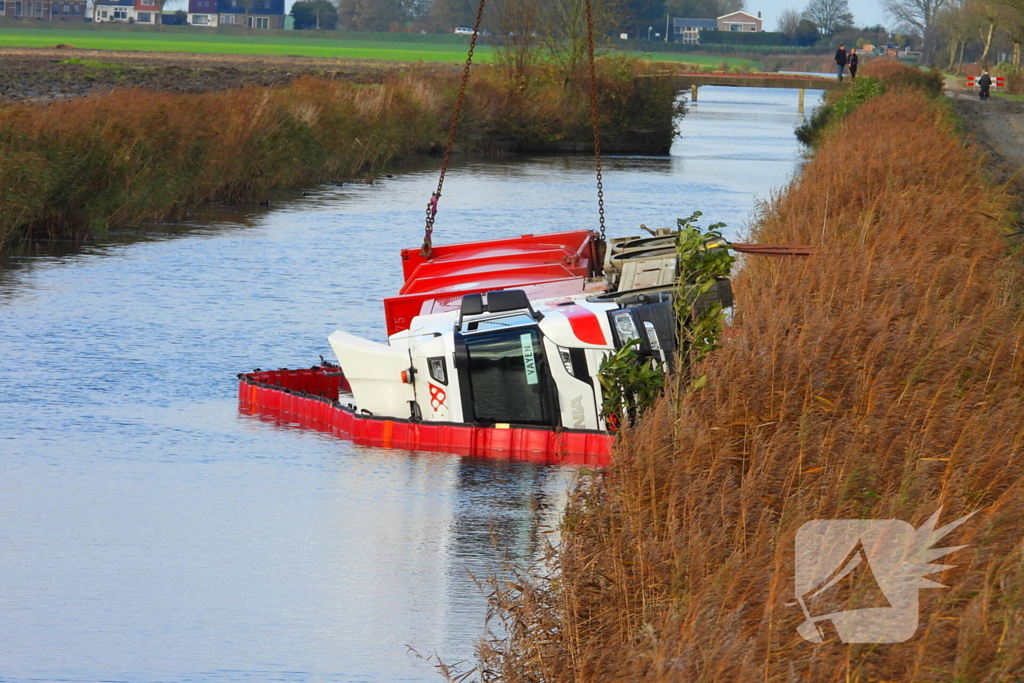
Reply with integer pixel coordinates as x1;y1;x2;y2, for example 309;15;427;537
777;7;802;33
935;0;971;68
341;0;408;30
966;0;1001;66
664;0;717;18
991;0;1024;64
663;0;742;18
489;0;542;84
292;0;339;28
794;16;822;44
427;0;476;31
539;0;622;74
619;0;667;35
801;0;854;35
883;0;948;59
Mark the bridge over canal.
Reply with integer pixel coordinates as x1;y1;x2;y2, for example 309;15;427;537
645;72;849;109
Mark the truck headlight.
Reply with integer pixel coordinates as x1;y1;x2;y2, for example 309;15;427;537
558;347;574;376
611;310;639;347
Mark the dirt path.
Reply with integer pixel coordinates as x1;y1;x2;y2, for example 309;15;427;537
0;47;453;102
946;78;1024;196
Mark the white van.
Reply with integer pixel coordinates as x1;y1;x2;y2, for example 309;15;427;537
453;27;475;35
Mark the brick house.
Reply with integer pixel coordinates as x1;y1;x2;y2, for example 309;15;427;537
133;0;160;24
188;0;284;28
0;0;86;20
716;11;763;32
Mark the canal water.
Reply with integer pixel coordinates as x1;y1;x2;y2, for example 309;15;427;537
0;86;819;682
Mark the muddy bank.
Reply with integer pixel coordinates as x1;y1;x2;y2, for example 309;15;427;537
950;92;1024;193
0;48;425;102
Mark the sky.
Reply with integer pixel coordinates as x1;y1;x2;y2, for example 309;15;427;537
162;0;892;35
759;0;890;31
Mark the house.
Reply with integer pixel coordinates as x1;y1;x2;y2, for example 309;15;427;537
188;0;284;28
187;0;218;25
672;18;717;44
93;0;134;22
0;0;86;21
49;0;88;20
133;0;161;24
716;11;762;32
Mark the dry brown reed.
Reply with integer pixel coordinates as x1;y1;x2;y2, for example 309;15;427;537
0;58;677;248
485;88;1024;682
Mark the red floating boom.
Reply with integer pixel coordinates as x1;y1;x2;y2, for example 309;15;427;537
239;367;614;466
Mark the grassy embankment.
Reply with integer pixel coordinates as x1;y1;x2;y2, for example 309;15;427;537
0;26;760;68
0;58;680;248
484;59;1024;681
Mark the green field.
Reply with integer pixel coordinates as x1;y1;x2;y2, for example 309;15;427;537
0;27;489;61
0;26;760;67
625;51;761;68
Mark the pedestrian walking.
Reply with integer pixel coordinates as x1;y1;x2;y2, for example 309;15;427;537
979;71;991;99
835;43;848;81
848;49;859;81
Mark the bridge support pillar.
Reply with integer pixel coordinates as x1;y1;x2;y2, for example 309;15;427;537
798;88;805;113
691;84;698;102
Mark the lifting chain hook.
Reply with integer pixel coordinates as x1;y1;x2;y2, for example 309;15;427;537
420;0;488;260
584;0;606;242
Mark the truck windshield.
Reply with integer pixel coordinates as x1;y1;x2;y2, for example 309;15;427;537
464;326;553;426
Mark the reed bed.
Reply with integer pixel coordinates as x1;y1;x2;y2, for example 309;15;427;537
0;58;677;248
484;88;1024;682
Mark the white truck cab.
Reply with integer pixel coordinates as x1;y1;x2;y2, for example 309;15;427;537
329;285;682;432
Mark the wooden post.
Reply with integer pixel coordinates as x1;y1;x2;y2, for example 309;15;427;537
798;88;805;113
691;84;698;102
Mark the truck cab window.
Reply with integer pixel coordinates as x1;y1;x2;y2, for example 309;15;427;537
464;327;554;426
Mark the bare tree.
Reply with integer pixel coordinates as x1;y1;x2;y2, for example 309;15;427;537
540;0;621;76
801;0;853;35
883;0;948;59
490;0;542;85
1007;14;1024;65
935;0;972;68
967;0;1001;65
777;6;802;33
993;0;1024;63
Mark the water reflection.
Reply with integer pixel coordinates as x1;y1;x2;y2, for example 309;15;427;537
0;85;818;682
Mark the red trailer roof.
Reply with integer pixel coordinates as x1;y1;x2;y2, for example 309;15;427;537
383;230;602;336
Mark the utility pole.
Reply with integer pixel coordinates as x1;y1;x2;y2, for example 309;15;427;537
664;13;669;42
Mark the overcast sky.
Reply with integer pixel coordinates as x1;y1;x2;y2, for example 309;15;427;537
162;0;892;35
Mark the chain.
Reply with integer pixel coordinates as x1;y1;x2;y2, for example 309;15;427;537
420;0;488;259
584;0;606;240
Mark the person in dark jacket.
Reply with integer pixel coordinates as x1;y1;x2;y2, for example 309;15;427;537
848;48;859;80
979;71;991;99
835;44;848;81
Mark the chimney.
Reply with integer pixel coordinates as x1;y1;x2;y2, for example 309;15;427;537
757;10;761;17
